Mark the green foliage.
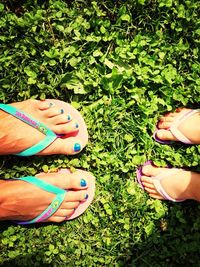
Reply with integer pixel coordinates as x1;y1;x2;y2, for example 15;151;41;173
0;0;200;266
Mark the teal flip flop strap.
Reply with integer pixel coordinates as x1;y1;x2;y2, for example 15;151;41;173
15;176;66;225
0;103;57;156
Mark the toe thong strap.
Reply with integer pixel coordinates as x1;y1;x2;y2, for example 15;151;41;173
170;109;200;144
0;103;57;156
153;179;177;202
15;176;66;225
152;169;185;202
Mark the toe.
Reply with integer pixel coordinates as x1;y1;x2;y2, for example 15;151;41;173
49;114;72;125
141;176;155;189
58;172;88;190
64;190;88;203
43;107;67;118
141;164;165;177
48;208;75;222
38;137;84;155
149;193;164;200
159;115;175;122
156;129;177;141
51;120;79;135
38;100;55;110
36;171;88;190
157;121;171;129
140;175;165;200
61;201;80;210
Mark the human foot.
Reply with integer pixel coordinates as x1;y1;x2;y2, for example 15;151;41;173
0;99;88;156
0;169;95;224
137;162;200;202
154;108;200;144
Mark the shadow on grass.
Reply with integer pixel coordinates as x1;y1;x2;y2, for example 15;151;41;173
0;201;200;267
125;201;200;267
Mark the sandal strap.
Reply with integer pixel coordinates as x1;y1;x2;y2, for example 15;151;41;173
0;103;57;156
152;169;185;202
15;176;66;225
170;109;200;144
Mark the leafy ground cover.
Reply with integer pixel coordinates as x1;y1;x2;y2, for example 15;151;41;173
0;0;200;266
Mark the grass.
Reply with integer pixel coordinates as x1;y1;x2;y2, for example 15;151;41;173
0;0;200;266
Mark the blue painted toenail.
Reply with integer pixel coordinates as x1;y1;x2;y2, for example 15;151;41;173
74;143;81;152
75;122;79;129
67;114;71;120
60;109;64;114
80;179;87;187
85;194;89;200
49;103;53;107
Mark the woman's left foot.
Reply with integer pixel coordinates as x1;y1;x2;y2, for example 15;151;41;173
140;163;200;201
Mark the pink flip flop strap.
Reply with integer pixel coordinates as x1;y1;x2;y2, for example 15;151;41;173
169;109;199;144
152;169;185;202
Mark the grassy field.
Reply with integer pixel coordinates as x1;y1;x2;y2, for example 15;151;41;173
0;0;200;266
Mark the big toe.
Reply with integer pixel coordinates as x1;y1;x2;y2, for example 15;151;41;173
156;129;177;141
141;164;166;177
38;137;84;155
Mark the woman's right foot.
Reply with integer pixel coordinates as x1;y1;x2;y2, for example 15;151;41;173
155;108;200;144
0;171;89;223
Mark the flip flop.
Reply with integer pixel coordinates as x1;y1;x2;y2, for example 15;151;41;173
153;109;200;144
136;160;185;202
15;169;95;225
0;99;88;156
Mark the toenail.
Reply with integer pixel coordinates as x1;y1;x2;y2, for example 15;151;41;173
75;122;79;129
60;109;64;114
80;179;87;187
85;193;89;200
67;114;71;121
74;143;81;152
49;103;53;107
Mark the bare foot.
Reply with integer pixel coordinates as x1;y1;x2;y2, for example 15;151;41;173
156;108;200;144
140;163;200;202
0;171;89;223
0;99;85;155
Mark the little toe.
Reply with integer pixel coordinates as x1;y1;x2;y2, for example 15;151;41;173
48;209;75;222
149;193;164;200
156;129;177;141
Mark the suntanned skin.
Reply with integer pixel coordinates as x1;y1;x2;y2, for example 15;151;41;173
0;171;89;223
0;99;83;155
0;99;89;223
